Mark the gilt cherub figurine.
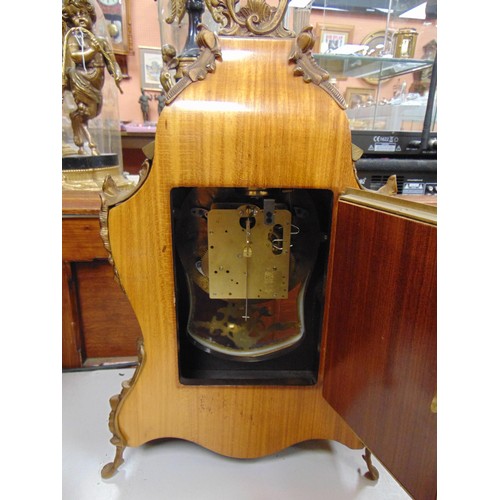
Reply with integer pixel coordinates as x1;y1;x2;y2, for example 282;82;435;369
62;0;123;156
160;44;179;93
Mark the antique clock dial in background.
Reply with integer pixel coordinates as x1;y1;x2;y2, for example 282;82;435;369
96;0;130;55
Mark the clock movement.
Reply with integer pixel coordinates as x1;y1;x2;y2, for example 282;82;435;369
98;2;436;498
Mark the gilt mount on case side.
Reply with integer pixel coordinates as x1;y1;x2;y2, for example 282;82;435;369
289;27;347;110
163;25;222;103
99;160;152;289
101;339;146;479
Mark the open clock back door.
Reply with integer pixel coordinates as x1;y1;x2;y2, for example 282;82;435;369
323;189;437;500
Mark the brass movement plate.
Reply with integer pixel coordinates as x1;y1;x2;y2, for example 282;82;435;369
207;206;291;299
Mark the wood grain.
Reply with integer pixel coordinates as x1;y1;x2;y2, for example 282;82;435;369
75;261;142;360
106;37;363;458
62;218;108;261
63;191;142;368
323;199;437;500
62;262;83;368
62;190;102;215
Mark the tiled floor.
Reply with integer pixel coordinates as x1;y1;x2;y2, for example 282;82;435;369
62;368;411;500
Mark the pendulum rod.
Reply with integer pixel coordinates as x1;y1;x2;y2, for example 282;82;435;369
240;205;256;320
243;215;252;320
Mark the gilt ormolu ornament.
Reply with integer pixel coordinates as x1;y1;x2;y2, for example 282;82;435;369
163;0;207;77
62;0;123;155
62;0;132;190
159;44;179;91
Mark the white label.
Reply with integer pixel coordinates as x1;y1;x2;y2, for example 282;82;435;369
374;144;396;152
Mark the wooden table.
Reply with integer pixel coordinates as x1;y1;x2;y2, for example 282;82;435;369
62;190;141;369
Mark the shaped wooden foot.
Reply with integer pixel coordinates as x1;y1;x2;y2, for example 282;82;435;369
362;448;379;481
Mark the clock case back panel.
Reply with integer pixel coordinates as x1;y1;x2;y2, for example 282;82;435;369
104;36;363;458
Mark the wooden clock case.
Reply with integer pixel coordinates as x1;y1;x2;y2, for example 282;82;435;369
99;23;436;500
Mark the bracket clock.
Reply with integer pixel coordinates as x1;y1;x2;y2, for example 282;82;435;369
99;2;436;498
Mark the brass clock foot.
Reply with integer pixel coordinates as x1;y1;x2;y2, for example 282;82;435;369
362;448;379;481
101;340;146;479
101;444;125;479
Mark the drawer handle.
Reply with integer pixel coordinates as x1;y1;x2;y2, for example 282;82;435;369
431;394;437;413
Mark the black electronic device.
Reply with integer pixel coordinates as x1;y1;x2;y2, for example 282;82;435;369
353;53;437;196
355;155;437;195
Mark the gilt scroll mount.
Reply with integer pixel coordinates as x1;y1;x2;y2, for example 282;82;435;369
164;25;222;104
99;159;152;289
207;0;293;38
289;27;347;110
101;339;146;479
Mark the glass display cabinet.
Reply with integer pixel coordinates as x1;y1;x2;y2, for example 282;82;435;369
308;0;437;195
310;0;437;133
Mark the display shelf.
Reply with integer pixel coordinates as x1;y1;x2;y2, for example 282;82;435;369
313;53;433;81
347;101;436;131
